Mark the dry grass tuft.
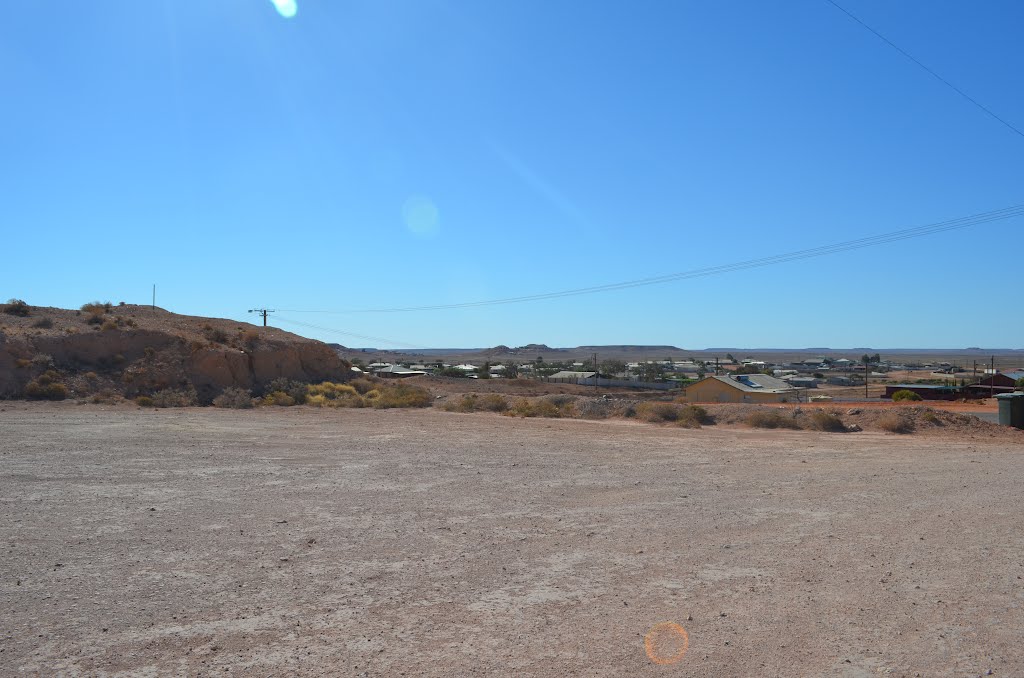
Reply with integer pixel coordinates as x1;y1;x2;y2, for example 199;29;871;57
878;413;915;434
747;410;801;430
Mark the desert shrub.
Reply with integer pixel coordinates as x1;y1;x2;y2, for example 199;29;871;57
30;353;54;368
878;413;914;434
81;301;112;314
3;299;30;316
504;398;563;417
15;359;31;368
478;394;509;412
806;410;846;432
891;389;922;402
213;387;255;409
90;389;119;404
265;378;308;405
372;382;432;409
151;387;198;408
349;378;378;395
135;395;154;407
746;410;801;430
86;314;104;325
240;328;260;349
144;347;156;359
305;381;363;407
444;394;479;413
576;399;612;419
635;402;682;423
84;371;99;380
530;400;562;417
204;327;229;344
24;372;67;400
677;404;711;428
101;320;118;331
31;317;53;329
362;389;381;401
921;411;941;425
261;391;296;407
507;398;535;417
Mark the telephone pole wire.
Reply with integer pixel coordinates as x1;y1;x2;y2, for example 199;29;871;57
248;308;275;327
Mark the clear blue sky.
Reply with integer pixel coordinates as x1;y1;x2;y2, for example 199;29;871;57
3;1;1022;349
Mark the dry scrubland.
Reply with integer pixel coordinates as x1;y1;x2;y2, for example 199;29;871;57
3;403;1024;676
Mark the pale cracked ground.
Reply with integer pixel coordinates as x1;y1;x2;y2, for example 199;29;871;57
2;403;1023;677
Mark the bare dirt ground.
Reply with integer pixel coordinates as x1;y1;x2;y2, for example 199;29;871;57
3;403;1024;677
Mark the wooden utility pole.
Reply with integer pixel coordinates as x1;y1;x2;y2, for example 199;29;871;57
864;356;869;399
248;308;275;327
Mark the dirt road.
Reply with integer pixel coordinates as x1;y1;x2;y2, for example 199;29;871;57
2;404;1023;676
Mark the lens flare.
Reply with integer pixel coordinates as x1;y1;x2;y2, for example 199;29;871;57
269;0;298;18
644;622;689;665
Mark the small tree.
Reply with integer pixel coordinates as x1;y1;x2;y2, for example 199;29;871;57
478;361;491;379
641;362;664;382
503;361;520;379
600;359;626;377
1015;377;1024;391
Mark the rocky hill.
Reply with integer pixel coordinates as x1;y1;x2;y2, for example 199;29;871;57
0;301;351;403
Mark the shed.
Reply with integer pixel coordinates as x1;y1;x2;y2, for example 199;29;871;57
683;374;801;403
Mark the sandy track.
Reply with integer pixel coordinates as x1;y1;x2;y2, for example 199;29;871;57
2;404;1023;676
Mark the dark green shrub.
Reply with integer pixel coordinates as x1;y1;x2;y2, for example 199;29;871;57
891;389;922;402
135;395;154;407
677;404;711;428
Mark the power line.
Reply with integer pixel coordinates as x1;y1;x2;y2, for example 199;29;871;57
825;0;1024;140
276;203;1024;314
274;315;426;349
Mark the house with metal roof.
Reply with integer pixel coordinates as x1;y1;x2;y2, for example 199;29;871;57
373;364;427;378
682;374;802;403
965;371;1024;398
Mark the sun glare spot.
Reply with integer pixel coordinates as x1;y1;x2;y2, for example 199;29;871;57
402;195;440;237
269;0;298;19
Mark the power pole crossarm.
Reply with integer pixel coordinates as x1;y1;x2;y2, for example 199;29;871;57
248;308;275;327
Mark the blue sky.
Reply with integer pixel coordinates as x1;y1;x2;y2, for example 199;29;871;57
2;1;1022;349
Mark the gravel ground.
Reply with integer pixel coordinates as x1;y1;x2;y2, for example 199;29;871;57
2;403;1023;677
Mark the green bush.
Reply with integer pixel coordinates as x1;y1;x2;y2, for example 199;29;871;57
212;387;255;409
2;299;30;316
891;389;922;402
746;410;801;430
135;395;154;407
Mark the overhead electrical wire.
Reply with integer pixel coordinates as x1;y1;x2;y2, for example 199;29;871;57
274;315;427;349
825;0;1024;140
276;203;1024;315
